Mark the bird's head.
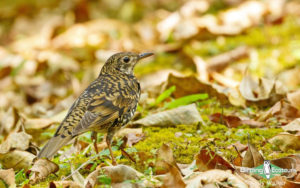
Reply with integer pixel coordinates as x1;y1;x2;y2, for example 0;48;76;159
101;52;154;75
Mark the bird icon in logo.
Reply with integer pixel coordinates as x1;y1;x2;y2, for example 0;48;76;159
263;160;272;179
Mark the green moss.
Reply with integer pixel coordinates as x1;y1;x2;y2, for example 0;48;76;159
184;16;300;76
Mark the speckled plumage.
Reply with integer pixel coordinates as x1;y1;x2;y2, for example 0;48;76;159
37;52;153;164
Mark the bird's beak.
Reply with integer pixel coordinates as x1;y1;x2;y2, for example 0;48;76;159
138;52;154;60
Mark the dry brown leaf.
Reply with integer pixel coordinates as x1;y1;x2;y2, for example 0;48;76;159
198;1;266;35
156;143;181;175
11;14;63;52
36;50;79;72
157;0;283;39
116;128;145;147
164;74;228;102
157;0;210;41
70;164;84;187
52;19;133;50
29;158;59;184
271;175;300;188
0;131;32;153
139;69;182;97
209;113;241;128
195;149;234;172
180;160;196;177
288;155;300;173
210;72;240;88
162;163;186;188
209;113;265;128
130;104;202;127
269;133;300;152
234;171;262;188
239;73;285;105
101;164;142;182
227;141;248;152
259;100;300;122
0;150;35;170
184;170;249;188
24;117;57;130
0;107;19;135
0;169;16;188
287;90;300;110
84;169;99;188
207;46;249;72
283;118;300;132
50;181;81;188
126;133;145;147
84;165;154;188
242;138;264;168
232;145;244;166
271;157;298;178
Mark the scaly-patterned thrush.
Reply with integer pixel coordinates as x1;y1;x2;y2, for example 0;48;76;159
37;52;153;165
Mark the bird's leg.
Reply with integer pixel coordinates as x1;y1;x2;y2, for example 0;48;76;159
91;131;99;154
106;131;117;166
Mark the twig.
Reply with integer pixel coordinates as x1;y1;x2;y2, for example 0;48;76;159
62;152;106;181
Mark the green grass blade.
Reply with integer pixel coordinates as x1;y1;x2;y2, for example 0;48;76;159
164;93;209;109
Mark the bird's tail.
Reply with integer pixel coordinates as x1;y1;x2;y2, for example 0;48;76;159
37;135;73;159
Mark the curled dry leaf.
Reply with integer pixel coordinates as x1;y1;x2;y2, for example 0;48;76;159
0;131;32;153
271;157;297;178
162;163;186;188
29;158;59;184
242;138;264;168
269;133;300;152
288;155;300;172
164;73;228;102
156;143;181;175
0;150;35;170
259;100;300;122
84;169;99;188
232;146;243;166
239;73;285;105
130;104;202;127
184;170;249;188
0;168;16;188
209;113;265;128
282;118;300;132
195;149;234;172
116;128;145;147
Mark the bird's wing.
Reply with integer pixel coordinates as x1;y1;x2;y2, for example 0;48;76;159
72;90;136;135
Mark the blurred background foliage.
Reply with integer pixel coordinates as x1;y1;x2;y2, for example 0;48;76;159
1;0;300;186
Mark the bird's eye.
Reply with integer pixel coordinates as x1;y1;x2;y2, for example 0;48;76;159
123;56;130;63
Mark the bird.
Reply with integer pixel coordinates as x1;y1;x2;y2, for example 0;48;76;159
37;52;154;165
